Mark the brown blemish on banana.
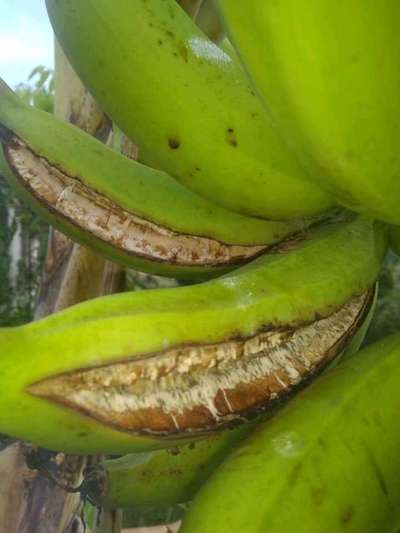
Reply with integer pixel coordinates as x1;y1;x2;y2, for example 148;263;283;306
3;134;265;266
28;291;372;436
168;137;181;149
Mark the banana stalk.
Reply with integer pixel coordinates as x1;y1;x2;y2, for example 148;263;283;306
0;216;386;454
0;78;308;280
217;0;400;224
45;0;333;220
181;330;400;532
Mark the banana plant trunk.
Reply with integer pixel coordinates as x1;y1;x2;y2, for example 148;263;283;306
0;44;123;533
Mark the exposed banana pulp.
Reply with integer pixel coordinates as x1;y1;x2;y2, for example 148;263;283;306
4;134;264;268
0;217;386;453
28;291;372;436
0;78;305;279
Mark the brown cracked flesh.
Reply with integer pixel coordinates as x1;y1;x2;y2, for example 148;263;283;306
28;290;372;436
4;135;265;266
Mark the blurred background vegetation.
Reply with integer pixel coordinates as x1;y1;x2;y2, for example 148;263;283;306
0;66;52;327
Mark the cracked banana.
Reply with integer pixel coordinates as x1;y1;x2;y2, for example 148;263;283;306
0;78;306;280
0;216;385;454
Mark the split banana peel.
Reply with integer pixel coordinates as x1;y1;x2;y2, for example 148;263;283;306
217;0;400;225
181;331;400;533
0;78;307;280
0;216;384;454
81;299;376;511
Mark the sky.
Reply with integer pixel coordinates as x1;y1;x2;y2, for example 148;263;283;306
0;0;54;88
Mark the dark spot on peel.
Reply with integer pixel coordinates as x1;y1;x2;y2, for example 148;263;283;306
158;39;163;45
340;505;354;524
226;128;238;147
168;137;180;150
178;42;189;62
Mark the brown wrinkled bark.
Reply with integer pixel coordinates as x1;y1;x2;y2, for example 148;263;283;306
0;43;123;533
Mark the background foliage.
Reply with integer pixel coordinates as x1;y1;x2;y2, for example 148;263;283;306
0;67;52;326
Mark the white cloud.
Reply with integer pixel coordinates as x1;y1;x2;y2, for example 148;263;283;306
0;15;53;66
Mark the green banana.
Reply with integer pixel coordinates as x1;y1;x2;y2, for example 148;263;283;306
217;0;400;224
0;216;385;454
45;0;333;221
0;78;304;280
181;330;400;533
79;292;378;510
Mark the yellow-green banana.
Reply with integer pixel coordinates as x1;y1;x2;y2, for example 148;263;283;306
181;330;400;533
45;0;333;221
0;216;385;454
217;0;400;224
79;295;376;510
77;290;377;511
0;78;305;280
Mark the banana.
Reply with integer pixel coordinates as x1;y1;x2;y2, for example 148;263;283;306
181;330;400;533
0;78;304;280
217;0;400;224
44;0;333;221
79;295;376;510
0;216;385;454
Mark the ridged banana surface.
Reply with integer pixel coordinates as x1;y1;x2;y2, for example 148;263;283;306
217;0;400;224
45;0;333;220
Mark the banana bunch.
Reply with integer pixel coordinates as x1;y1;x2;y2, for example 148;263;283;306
0;0;399;530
